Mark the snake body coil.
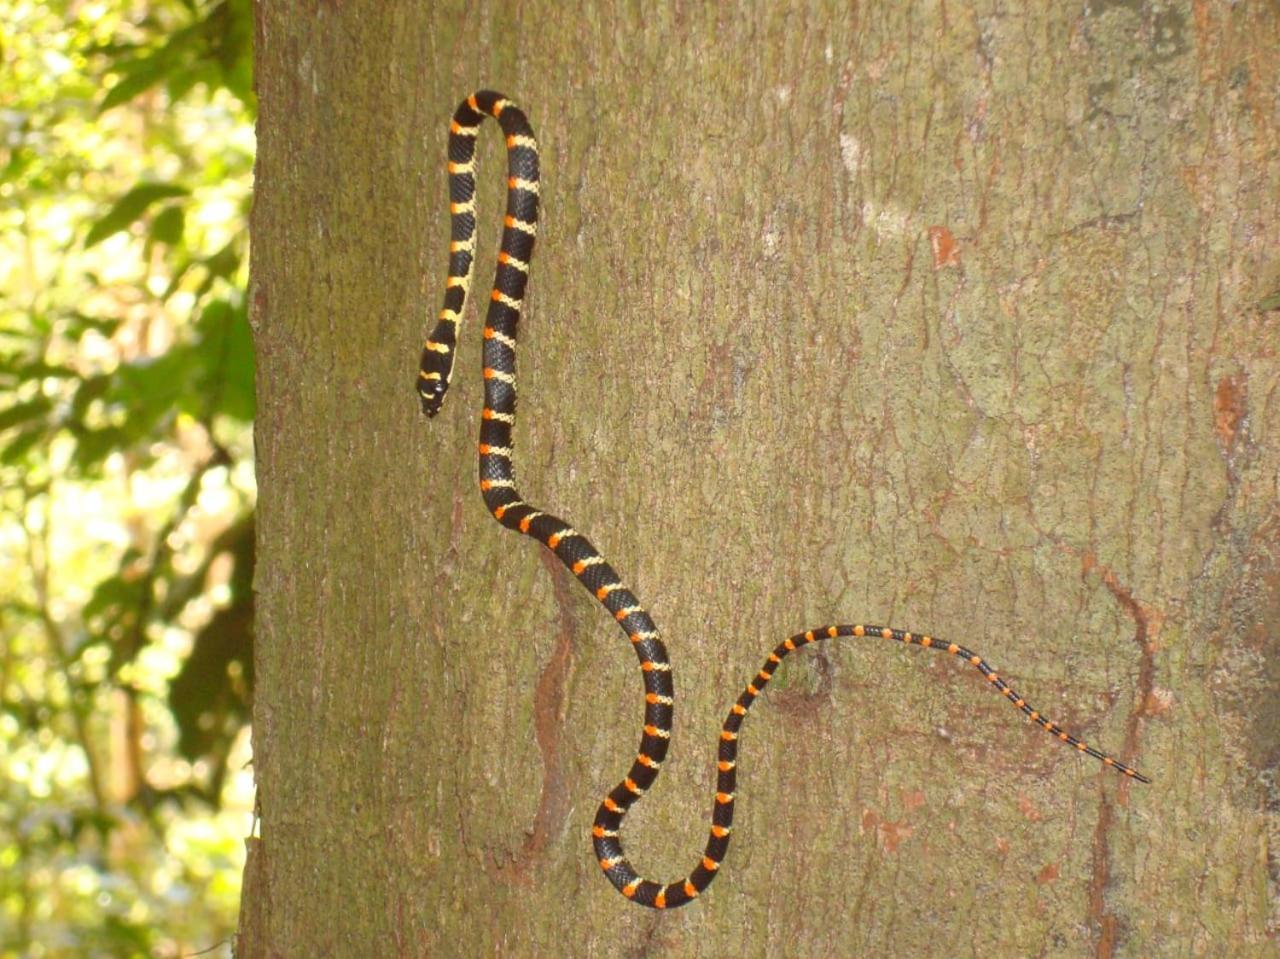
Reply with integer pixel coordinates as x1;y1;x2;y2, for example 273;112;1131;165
418;91;1148;910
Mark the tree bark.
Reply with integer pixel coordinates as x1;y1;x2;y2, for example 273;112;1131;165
243;2;1279;956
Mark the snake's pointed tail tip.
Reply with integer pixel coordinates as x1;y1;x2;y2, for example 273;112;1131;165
1134;772;1152;785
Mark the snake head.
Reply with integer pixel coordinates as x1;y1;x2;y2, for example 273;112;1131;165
418;336;455;417
417;373;448;417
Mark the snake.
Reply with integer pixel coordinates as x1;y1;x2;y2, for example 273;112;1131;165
417;90;1150;910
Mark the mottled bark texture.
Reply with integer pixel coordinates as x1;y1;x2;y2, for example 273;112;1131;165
242;2;1278;956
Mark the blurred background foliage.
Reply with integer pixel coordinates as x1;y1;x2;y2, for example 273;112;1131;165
1;1;254;955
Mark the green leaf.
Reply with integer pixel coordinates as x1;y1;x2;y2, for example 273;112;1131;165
98;49;173;113
72;426;131;472
1;425;45;464
0;357;69;383
0;395;52;432
169;519;255;763
170;599;253;762
83;573;145;623
84;182;189;249
1258;290;1280;312
116;348;198;415
204;240;241;280
150;204;185;246
221;319;256;422
197;298;256;421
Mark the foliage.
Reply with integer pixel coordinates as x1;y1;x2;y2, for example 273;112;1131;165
0;1;255;955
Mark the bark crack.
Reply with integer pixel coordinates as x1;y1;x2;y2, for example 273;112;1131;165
505;549;578;882
1079;553;1159;959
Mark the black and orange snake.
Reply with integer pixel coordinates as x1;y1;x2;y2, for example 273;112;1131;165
417;91;1149;910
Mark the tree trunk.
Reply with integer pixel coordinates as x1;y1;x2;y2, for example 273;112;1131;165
242;2;1279;956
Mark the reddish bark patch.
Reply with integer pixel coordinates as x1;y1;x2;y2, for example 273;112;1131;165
1017;793;1045;822
928;225;960;269
860;807;915;854
1213;373;1247;451
1089;794;1118;958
